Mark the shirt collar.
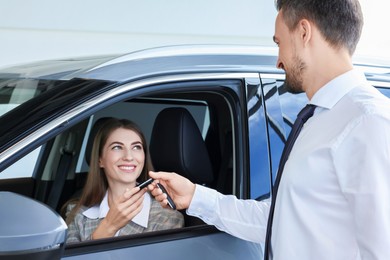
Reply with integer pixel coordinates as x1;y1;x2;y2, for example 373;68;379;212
83;190;151;228
310;68;368;109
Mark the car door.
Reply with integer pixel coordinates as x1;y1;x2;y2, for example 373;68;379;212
0;72;264;259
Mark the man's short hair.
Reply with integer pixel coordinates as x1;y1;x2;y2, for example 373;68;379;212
275;0;364;55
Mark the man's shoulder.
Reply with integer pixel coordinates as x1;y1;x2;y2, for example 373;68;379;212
345;84;390;115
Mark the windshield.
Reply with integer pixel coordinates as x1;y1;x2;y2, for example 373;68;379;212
0;78;64;117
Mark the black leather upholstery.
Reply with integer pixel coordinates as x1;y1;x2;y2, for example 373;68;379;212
150;107;214;185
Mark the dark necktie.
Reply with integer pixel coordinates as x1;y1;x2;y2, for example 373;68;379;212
264;104;316;260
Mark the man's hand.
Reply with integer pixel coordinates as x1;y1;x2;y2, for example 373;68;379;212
148;171;196;210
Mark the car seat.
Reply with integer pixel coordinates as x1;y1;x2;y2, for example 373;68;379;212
149;107;214;186
149;107;214;226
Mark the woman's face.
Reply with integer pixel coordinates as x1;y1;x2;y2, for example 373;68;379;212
99;127;145;187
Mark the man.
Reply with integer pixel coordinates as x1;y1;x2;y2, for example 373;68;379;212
149;0;390;259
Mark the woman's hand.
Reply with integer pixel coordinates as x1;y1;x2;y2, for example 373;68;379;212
92;187;146;239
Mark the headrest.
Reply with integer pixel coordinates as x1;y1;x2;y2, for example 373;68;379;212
149;107;214;185
85;117;112;166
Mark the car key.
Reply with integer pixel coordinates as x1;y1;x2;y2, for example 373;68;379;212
137;178;176;210
156;183;176;210
137;178;154;189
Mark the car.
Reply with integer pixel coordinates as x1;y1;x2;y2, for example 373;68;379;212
0;45;390;260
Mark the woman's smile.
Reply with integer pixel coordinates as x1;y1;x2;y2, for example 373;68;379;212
118;164;136;172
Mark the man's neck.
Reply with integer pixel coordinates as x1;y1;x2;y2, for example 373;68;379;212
304;48;353;100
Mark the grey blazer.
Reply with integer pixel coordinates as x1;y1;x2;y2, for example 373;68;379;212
66;195;184;243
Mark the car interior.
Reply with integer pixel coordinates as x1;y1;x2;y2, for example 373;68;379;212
0;89;236;240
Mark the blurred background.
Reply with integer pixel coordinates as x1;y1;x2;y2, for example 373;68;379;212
0;0;388;68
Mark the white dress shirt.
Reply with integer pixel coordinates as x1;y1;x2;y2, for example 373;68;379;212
187;69;390;259
83;190;151;234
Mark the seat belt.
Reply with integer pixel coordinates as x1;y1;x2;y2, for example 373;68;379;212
47;132;75;210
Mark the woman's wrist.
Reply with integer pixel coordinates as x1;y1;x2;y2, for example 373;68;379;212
92;219;117;239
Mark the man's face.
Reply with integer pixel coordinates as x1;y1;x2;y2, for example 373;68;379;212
274;11;306;94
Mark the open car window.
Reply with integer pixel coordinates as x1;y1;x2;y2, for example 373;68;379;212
0;79;241;248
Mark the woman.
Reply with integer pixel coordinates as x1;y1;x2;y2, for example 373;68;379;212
66;118;184;243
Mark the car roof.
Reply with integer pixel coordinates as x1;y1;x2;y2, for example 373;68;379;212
1;44;390;83
0;45;281;82
80;45;281;82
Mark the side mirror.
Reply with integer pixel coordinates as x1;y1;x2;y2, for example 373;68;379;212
0;192;67;260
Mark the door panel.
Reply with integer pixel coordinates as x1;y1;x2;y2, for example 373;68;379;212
63;232;262;260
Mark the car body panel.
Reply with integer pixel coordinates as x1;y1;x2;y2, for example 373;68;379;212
64;230;262;260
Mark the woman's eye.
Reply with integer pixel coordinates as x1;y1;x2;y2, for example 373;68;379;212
112;145;122;150
133;144;143;151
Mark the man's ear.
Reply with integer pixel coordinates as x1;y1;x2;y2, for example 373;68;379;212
298;19;312;46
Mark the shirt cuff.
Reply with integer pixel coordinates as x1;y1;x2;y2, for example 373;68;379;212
187;184;218;220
